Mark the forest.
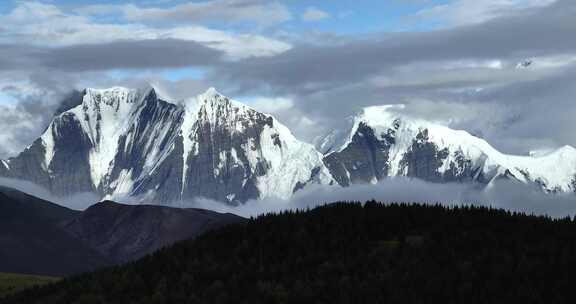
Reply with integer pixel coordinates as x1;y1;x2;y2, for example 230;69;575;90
6;201;576;304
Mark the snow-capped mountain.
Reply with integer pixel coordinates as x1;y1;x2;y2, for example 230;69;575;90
319;105;576;193
0;87;332;204
2;88;575;206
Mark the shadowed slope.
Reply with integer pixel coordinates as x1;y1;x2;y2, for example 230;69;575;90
64;201;245;262
0;187;110;276
0;187;244;276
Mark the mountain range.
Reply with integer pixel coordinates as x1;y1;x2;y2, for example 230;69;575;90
1;87;575;206
319;104;576;193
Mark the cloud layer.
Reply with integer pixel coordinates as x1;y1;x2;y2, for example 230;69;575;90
179;178;576;219
2;174;575;219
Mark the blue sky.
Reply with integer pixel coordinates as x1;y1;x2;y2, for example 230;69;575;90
0;0;449;33
275;0;452;33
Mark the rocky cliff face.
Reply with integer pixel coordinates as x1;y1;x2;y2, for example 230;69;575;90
180;89;332;203
320;105;576;193
0;87;332;205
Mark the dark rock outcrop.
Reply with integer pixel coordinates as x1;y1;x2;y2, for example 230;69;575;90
323;122;395;186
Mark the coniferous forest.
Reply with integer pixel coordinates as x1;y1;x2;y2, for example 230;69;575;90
6;201;576;304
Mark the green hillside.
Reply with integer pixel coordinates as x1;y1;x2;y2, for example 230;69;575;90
0;273;59;297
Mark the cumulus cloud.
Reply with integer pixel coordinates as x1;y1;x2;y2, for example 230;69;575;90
415;0;557;26
39;39;222;72
242;96;294;113
209;0;576;153
0;76;81;157
213;0;576;93
302;7;331;22
81;0;292;27
0;1;291;60
0;177;100;210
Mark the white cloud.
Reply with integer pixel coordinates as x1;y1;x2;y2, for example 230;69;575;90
184;178;576;218
0;1;291;60
0;103;49;157
165;27;292;60
0;177;100;210
80;0;292;26
236;96;320;143
518;54;576;69
302;7;330;22
416;0;557;26
366;57;574;90
242;96;294;113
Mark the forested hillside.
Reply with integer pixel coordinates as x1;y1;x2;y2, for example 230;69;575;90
8;202;576;303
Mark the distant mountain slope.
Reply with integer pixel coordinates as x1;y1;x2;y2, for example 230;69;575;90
0;87;332;205
8;202;576;303
319;105;576;192
0;187;109;276
64;201;244;262
0;187;245;276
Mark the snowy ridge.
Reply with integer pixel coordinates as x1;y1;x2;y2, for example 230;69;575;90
6;87;576;205
108;92;183;198
77;87;141;187
247;111;333;199
18;86;333;204
41;87;144;187
181;88;332;200
180;93;203;190
323;104;576;193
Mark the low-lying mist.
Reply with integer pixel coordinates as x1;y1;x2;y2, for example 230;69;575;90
185;178;576;219
0;177;100;210
2;176;575;219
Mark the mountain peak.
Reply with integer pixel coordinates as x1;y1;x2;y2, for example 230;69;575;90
198;87;225;101
359;104;406;125
82;87;141;108
204;87;220;96
548;145;576;158
85;86;137;95
320;102;576;193
194;87;254;113
558;145;576;153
